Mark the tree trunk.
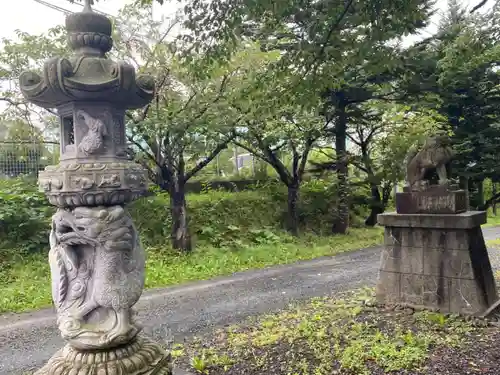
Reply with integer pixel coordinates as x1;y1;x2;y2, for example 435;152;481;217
365;185;384;227
156;166;169;192
493;182;497;215
477;179;484;208
466;178;484;210
460;176;470;210
169;184;192;252
233;146;239;176
286;183;300;236
332;104;349;234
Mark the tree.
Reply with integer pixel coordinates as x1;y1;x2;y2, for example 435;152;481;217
126;61;244;251
401;0;500;208
0;26;67;131
234;101;327;235
310;102;443;225
439;15;500;208
168;0;433;235
350;104;445;224
319;66;401;233
114;4;264;251
204;45;329;235
345;105;391;226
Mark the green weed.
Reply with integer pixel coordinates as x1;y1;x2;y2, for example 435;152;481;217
177;289;479;375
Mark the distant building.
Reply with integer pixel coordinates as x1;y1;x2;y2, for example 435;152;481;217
229;152;254;170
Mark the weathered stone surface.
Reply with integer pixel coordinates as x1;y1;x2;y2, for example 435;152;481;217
380;245;423;274
422;276;450;310
423;248;474;279
385;227;474;251
20;1;173;373
39;162;148;207
376;212;498;315
18;4;154;110
405;135;454;190
49;206;145;350
378;211;487;229
396;189;467;214
469;228;498;308
401;274;425;306
376;271;400;304
34;335;172;375
422;229;472;251
55;105;128;162
448;278;487;315
378;246;401;273
36;103;149;208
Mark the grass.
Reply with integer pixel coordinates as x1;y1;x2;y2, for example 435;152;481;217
487;238;500;246
2;209;499;315
482;209;500;227
0;227;383;314
174;288;493;375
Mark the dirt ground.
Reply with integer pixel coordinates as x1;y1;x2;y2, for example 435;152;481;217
173;289;500;375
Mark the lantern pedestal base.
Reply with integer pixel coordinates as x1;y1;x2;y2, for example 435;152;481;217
34;335;172;375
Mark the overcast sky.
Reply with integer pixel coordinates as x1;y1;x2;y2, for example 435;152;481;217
0;0;493;43
0;0;180;39
0;0;493;129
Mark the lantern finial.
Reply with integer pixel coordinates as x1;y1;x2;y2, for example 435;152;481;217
83;0;93;12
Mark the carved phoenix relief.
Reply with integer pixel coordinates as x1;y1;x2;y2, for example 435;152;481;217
77;110;108;156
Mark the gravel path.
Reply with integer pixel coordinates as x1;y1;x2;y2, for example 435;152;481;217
1;226;500;375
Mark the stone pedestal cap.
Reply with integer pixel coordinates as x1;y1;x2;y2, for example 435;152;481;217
377;211;487;229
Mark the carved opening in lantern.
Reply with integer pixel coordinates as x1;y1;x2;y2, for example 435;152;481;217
62;115;75;154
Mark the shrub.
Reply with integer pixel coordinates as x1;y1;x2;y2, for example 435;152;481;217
0;177;371;253
132;179;369;248
0;177;53;253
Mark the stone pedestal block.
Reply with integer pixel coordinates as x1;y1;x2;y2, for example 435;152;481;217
376;211;498;315
396;188;467;214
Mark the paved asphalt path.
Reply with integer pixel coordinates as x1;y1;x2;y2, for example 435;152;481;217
2;226;500;375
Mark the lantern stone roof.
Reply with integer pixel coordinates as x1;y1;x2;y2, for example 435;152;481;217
19;1;155;110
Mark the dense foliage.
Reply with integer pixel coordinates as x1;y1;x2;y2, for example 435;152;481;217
0;178;52;252
0;177;371;255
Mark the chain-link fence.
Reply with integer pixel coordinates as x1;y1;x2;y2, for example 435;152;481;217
0;140;265;181
0;140;60;179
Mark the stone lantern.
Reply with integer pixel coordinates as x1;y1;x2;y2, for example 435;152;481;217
18;1;172;374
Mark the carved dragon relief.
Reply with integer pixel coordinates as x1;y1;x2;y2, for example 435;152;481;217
49;205;145;350
405;135;455;191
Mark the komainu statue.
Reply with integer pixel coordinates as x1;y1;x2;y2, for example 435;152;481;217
405;135;455;191
49;205;145;350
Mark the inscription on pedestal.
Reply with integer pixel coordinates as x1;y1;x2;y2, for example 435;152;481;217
418;194;453;211
396;189;466;214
